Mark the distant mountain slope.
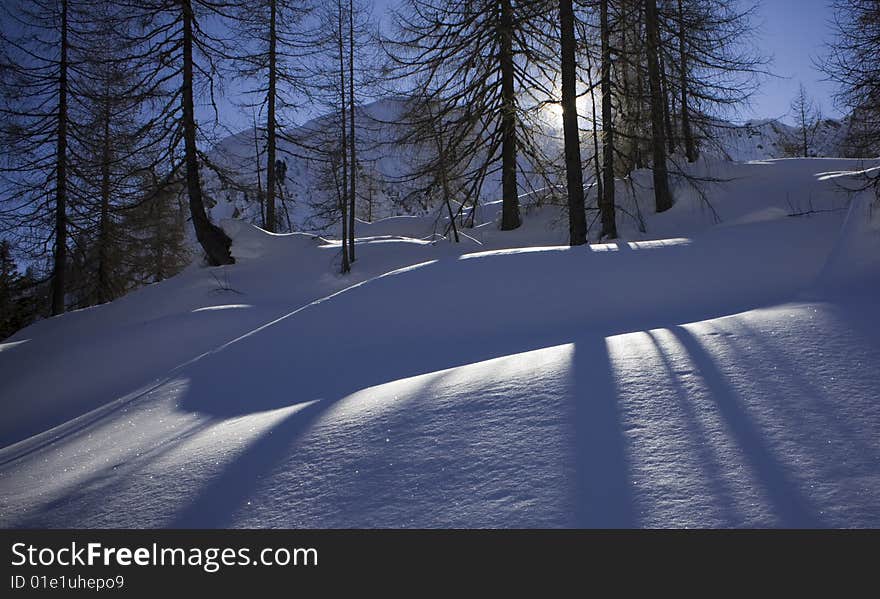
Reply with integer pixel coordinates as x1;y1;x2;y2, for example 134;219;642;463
205;98;427;231
204;99;869;233
703;117;851;162
204;97;565;234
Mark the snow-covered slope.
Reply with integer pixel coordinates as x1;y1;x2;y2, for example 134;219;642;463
704;118;851;162
206;98;429;229
1;158;879;528
205;97;564;232
203;99;869;236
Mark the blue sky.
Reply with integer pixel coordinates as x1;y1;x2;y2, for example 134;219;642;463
0;0;844;129
750;0;841;123
201;0;842;130
370;0;841;125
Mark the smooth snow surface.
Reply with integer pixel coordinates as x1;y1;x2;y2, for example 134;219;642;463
1;158;878;528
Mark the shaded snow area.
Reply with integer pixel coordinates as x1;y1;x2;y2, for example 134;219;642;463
1;158;879;528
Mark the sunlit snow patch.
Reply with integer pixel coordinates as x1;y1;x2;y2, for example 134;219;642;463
589;238;692;252
460;246;568;260
0;339;30;353
319;342;575;424
816;164;880;181
192;304;254;313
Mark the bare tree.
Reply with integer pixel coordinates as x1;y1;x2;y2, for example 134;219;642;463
0;0;80;314
101;1;237;266
232;0;313;233
789;83;822;158
559;0;586;245
662;0;765;159
675;0;695;161
598;0;618;238
386;0;558;232
821;0;880;157
645;0;672;212
346;0;356;262
179;1;233;265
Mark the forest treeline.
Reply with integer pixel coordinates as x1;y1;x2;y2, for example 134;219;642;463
1;0;877;339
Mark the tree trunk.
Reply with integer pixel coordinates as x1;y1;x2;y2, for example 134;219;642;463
800;100;809;156
633;46;644;169
678;0;696;162
660;51;676;155
154;198;165;281
52;0;68;315
348;0;356;262
265;0;277;232
631;2;645;170
499;0;521;230
252;111;265;228
646;0;673;213
599;0;617;239
559;0;586;245
618;6;632;174
337;0;350;273
98;92;111;304
585;44;604;207
426;100;460;243
181;0;234;265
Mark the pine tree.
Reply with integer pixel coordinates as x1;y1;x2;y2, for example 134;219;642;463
387;0;556;232
0;0;83;315
559;0;587;245
599;0;618;239
72;1;160;304
114;0;235;266
821;0;880;157
0;241;45;340
232;0;313;234
645;0;672;212
122;177;192;286
789;84;821;158
0;240;21;338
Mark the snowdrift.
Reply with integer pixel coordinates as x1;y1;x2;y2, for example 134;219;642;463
1;157;878;528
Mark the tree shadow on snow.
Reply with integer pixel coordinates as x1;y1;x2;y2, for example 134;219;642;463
571;338;637;528
167;328;638;528
160;241;838;528
644;330;745;526
667;326;825;527
14;238;864;528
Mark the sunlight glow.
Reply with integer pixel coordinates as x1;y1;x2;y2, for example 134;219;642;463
541;92;597;128
545;102;564;123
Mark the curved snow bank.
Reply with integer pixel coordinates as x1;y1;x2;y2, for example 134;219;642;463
164;215;839;418
3;280;879;528
2;156;880;527
0;207;851;447
354;215;438;239
221;219;322;261
813;191;880;294
2;158;875;462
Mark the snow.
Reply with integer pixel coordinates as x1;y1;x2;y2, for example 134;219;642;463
1;157;879;528
203;99;864;235
204;97;445;230
703;117;852;162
